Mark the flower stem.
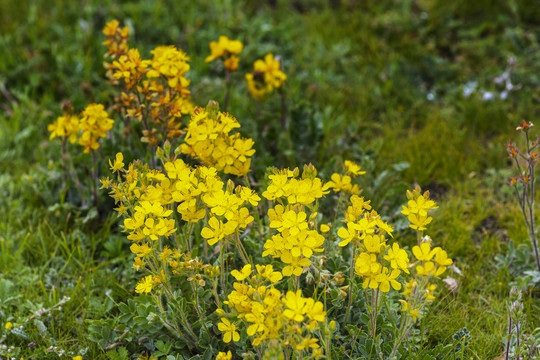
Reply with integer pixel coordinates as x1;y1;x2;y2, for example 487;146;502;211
223;69;231;112
343;243;357;326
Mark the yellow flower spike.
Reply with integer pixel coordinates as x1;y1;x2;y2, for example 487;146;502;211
401;188;438;230
112;48;149;88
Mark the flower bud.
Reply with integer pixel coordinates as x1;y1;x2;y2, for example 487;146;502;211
329;320;336;331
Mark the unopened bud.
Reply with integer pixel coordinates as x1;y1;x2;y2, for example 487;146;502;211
329;320;336;331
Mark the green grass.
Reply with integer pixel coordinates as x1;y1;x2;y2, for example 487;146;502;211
1;0;539;359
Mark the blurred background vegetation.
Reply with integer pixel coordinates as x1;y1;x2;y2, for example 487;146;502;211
0;0;539;358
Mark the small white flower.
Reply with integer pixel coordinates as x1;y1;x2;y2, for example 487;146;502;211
482;91;494;101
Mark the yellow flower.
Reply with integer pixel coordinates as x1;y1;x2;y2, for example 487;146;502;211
412;242;439;262
147;45;190;90
344;160;366;176
283;290;307;321
217;318;240;343
130;242;152;257
256;264;283;283
48;114;80;144
305;298;326;323
109;152;124;172
5;322;13;329
231;264;252;281
112;48;149;88
434;249;453;266
135;275;153;293
270;210;308;236
246;53;286;99
216;351;232;360
401;191;438;231
281;252;310;276
363;234;385;254
327;173;352;192
384;243;410;274
201;217;237;245
337;222;357;247
205;36;243;63
224;55;239;71
376;268;401;292
237;186;261;206
416;261;436;276
102;20;120;36
78;103;114;153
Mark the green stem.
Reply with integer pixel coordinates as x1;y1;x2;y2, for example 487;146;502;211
235;230;251;265
343;242;357;326
223;69;232;112
191;282;211;338
220;242;227;295
91;151;98;207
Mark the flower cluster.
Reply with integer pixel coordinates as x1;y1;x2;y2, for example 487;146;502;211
336;193;405;292
180;102;255;177
49;103;114;153
205;35;243;72
398;187;453;322
103;150;260;288
78;104;115;153
327;160;366;194
262;165;329;276
400;187;438;231
246;53;287;100
147;45;191;93
87;21;461;360
112;48;149;89
218;264;325;356
102;20;130;59
199;181;260;255
48;113;80;144
102;21;195;147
